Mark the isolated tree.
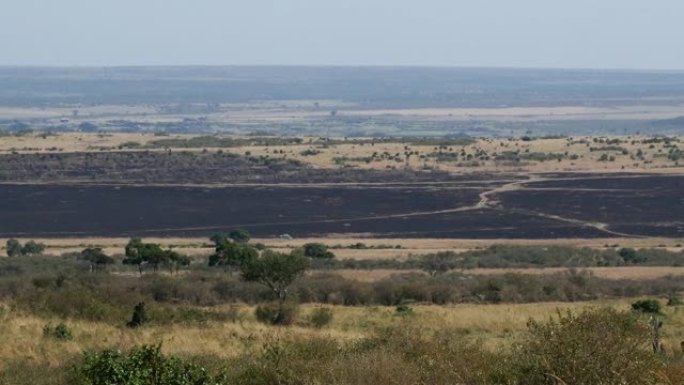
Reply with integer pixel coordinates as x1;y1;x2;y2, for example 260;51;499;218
6;239;22;257
619;247;646;264
20;240;45;256
80;247;115;272
123;238;164;275
209;232;229;245
165;249;192;274
302;243;335;259
208;238;258;273
228;229;251;244
240;250;309;322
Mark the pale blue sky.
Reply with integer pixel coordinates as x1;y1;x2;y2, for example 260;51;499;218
1;0;683;69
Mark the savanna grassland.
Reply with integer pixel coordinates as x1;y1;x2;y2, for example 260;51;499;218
2;67;684;384
1;132;684;384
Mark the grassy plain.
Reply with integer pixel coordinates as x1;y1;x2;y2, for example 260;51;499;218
2;132;683;174
4;299;684;370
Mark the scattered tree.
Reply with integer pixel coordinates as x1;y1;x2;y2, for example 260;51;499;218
302;243;335;259
228;229;251;244
619;247;646;264
240;250;309;324
6;238;22;257
166;250;192;274
123;238;188;275
80;247;115;272
5;239;45;257
208;238;258;273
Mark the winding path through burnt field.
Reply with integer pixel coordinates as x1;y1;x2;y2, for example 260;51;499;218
0;173;682;238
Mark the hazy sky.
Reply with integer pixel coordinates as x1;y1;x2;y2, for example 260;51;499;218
2;0;683;69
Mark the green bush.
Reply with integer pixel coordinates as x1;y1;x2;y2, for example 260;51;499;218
6;238;22;257
632;299;662;314
303;243;335;259
43;322;73;341
73;344;222;385
512;308;662;385
21;240;46;256
308;307;333;328
5;239;46;257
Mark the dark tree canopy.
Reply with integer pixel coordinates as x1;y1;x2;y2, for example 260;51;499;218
5;239;46;257
229;229;251;244
5;239;22;257
240;250;309;303
80;247;115;271
303;243;335;259
21;240;46;256
208;239;258;270
123;238;190;274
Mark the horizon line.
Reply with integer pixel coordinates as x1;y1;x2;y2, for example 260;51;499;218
1;63;684;74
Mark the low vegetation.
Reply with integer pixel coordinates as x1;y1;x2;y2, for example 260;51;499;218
62;308;684;385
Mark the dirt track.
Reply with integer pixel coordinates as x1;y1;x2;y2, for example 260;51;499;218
0;173;682;239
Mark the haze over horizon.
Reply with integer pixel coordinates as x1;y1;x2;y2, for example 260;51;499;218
2;0;684;70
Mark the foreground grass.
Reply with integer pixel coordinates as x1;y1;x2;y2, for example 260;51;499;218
3;298;684;378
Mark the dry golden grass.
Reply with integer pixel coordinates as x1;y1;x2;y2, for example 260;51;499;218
324;266;684;282
3;298;684;368
3;132;684;174
469;266;684;280
3;236;682;263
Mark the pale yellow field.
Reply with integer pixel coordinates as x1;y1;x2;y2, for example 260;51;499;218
3;236;683;263
3;299;683;368
330;266;684;282
2;133;683;174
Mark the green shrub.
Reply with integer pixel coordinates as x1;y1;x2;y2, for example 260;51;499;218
21;240;46;256
43;322;73;341
632;299;662;314
6;239;22;257
512;308;662;385
309;307;333;328
303;243;335;259
73;344;221;385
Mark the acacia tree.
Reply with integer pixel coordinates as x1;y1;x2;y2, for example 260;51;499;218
6;239;22;257
21;240;46;256
5;239;45;257
208;238;258;274
240;250;309;323
165;250;192;274
302;243;335;259
123;238;165;274
80;247;115;272
210;228;251;245
228;229;251;244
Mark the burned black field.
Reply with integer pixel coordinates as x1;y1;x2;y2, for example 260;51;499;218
1;173;682;238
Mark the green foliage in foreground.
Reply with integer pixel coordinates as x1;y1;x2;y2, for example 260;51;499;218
75;344;220;385
71;308;680;385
